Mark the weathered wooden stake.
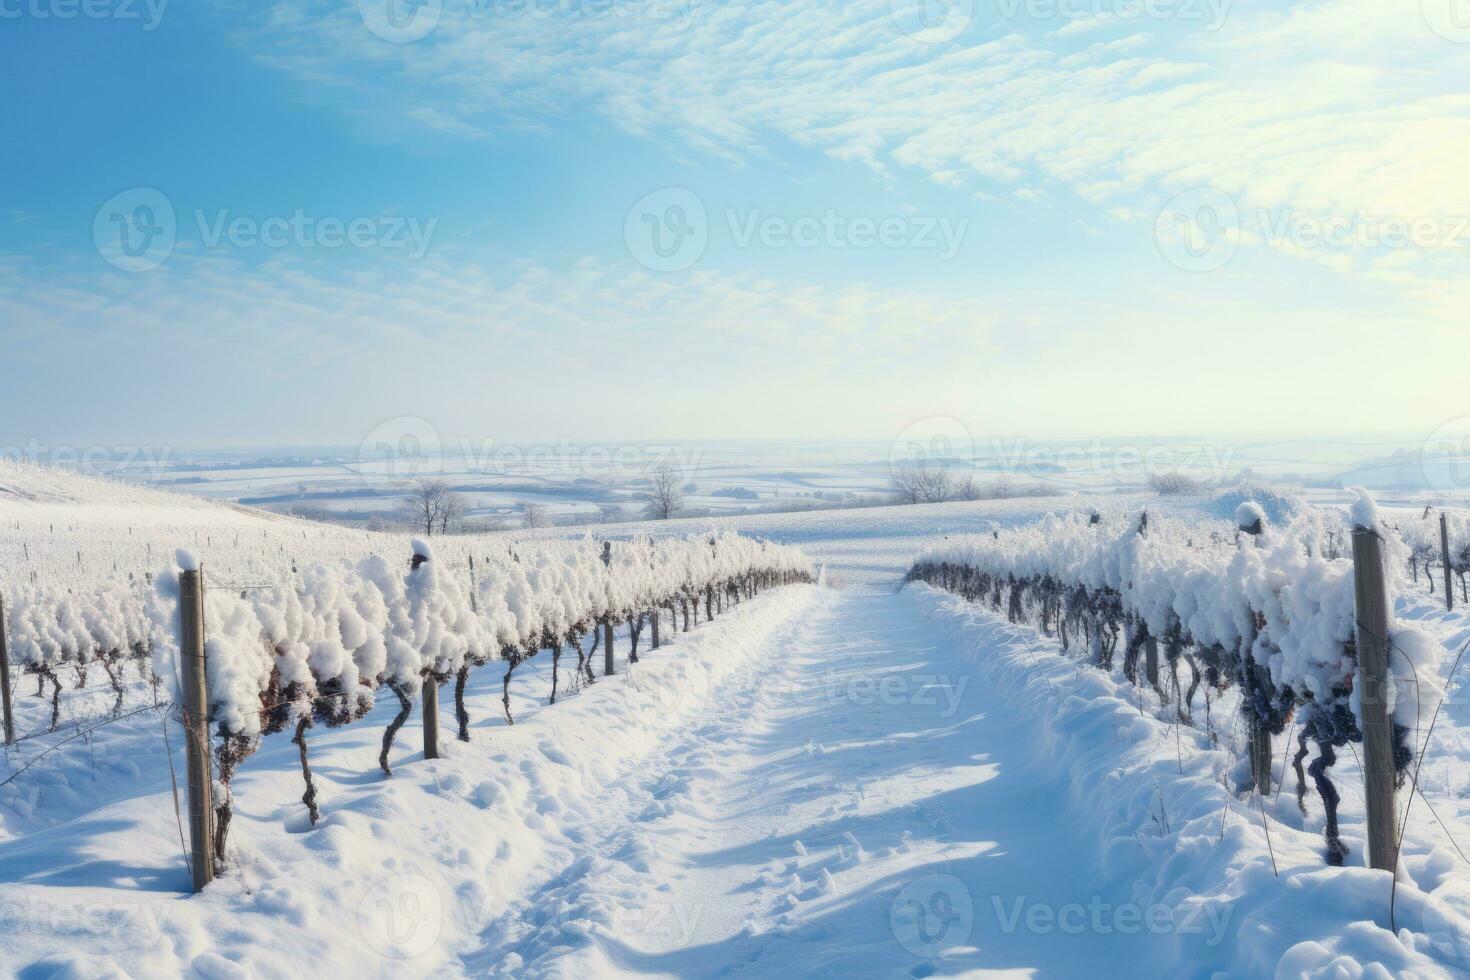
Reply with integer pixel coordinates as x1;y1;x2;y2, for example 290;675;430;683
1249;718;1273;797
651;609;660;650
0;598;13;745
1442;513;1454;613
422;676;440;760
1352;524;1398;873
1144;634;1159;691
601;541;615;675
1240;506;1272;796
179;567;215;892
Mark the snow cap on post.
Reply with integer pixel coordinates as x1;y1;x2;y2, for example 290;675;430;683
411;537;432;570
1235;501;1266;536
1349;487;1379;531
175;548;200;572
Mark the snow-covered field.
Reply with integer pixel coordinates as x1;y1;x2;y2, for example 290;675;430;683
5;466;1470;978
44;431;1470;528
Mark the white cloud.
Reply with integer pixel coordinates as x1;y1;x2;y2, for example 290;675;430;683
235;1;1470;273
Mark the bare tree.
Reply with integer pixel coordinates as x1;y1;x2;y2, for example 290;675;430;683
409;480;452;536
646;464;685;520
597;503;625;524
438;492;467;534
520;502;549;529
891;464;953;504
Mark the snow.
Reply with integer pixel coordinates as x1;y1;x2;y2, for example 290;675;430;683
911;506;1443;740
1236;500;1267;532
1352;486;1381;531
909;587;1467;977
5;466;1470;977
2;585;819;977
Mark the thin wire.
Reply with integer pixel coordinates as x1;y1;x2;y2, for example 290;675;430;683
3;684;169;746
1388;632;1470;932
0;703;164;789
158;704;192;878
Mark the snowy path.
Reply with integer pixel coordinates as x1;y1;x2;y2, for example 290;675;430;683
472;588;1152;977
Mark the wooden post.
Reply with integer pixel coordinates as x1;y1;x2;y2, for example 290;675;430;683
651;609;660;650
422;677;440;760
0;597;13;745
1144;633;1159;691
601;542;615;675
1249;717;1273;796
178;567;215;892
1239;506;1271;795
1442;514;1454;613
1352;524;1398;872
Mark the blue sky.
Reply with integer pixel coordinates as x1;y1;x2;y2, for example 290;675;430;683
2;0;1468;449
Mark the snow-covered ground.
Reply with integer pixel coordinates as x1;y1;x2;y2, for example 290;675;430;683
5;468;1470;977
43;432;1470;527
